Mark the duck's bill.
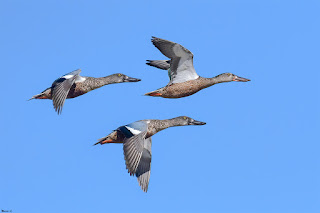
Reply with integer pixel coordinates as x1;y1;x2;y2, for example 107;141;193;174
190;120;206;125
125;77;141;82
233;76;250;82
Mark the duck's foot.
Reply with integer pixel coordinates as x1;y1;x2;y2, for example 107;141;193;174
144;92;162;97
93;139;122;146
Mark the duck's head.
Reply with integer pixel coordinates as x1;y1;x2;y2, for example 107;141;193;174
173;116;206;126
112;73;141;83
217;73;250;82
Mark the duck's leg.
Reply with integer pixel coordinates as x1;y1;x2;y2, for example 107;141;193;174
99;140;123;145
144;91;162;97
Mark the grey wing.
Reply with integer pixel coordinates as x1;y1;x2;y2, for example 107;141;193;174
136;137;152;192
63;69;81;77
51;70;81;114
151;37;199;84
146;60;171;70
123;130;147;175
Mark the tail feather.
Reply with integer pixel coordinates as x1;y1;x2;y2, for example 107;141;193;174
94;136;107;146
144;90;162;97
94;131;121;146
28;87;51;101
93;141;102;146
27;94;41;101
28;96;36;101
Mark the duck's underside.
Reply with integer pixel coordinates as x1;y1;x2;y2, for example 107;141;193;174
31;82;90;100
146;79;208;98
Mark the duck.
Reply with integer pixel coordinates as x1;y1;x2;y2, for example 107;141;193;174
94;116;206;192
29;69;141;114
145;37;250;98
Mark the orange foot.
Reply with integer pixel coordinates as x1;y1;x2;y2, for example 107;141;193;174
145;92;162;97
94;139;123;146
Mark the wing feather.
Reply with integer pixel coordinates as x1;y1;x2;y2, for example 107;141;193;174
120;121;152;192
51;69;81;114
151;37;199;84
123;132;145;174
136;137;152;192
146;60;171;70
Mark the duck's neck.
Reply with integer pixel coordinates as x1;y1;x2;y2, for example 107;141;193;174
88;75;119;90
202;75;231;88
154;118;185;132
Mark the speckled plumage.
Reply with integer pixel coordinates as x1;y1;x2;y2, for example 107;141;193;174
29;71;141;114
96;117;201;144
95;116;206;192
146;77;213;98
32;76;138;99
146;37;250;98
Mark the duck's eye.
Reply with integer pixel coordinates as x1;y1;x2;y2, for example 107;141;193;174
183;117;187;120
118;74;122;77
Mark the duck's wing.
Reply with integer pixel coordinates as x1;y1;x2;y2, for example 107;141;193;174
151;37;199;84
51;69;81;114
146;60;172;80
120;121;148;174
119;121;152;192
136;137;152;192
146;60;171;70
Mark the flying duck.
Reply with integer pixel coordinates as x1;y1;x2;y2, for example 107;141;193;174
94;116;206;192
145;37;250;98
29;69;141;114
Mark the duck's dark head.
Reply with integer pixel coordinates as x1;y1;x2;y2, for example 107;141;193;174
217;73;250;82
112;73;141;83
173;116;206;126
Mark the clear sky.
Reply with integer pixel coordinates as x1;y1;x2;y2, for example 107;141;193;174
0;1;319;213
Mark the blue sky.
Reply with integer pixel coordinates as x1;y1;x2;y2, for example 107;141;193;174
0;0;319;212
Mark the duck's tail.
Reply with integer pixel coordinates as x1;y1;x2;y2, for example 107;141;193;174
28;87;51;101
93;140;103;146
144;89;162;97
93;131;121;146
28;94;41;101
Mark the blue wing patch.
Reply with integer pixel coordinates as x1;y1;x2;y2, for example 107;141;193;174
118;121;147;138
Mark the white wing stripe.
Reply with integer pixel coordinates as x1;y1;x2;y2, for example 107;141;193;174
63;74;74;79
126;126;142;135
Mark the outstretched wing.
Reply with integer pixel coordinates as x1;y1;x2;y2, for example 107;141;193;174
151;37;199;84
119;121;153;192
136;137;152;192
120;121;148;174
51;69;81;114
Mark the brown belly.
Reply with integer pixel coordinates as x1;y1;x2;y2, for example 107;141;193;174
161;81;204;98
42;83;89;99
66;83;89;99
